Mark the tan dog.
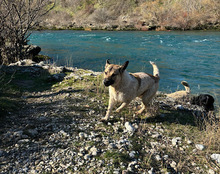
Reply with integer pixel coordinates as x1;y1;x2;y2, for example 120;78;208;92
102;60;160;121
166;81;190;99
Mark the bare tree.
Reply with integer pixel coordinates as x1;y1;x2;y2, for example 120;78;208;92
0;0;55;65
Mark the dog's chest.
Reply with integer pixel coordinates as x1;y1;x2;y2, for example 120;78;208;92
114;91;125;102
110;88;131;102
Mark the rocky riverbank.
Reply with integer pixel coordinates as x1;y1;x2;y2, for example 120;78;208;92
0;60;219;173
37;0;220;31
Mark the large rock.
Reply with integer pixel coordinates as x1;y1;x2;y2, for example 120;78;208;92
24;45;41;58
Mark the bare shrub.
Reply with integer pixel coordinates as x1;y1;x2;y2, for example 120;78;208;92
92;8;110;24
0;0;55;65
138;0;220;30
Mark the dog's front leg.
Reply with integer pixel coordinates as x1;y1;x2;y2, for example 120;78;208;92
116;102;128;113
102;98;116;121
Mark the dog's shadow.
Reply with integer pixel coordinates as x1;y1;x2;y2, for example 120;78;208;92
101;102;217;129
143;109;196;126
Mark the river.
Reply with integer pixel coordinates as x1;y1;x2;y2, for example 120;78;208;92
29;30;220;104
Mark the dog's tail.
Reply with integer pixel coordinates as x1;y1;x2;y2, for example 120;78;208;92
181;81;190;93
150;61;159;77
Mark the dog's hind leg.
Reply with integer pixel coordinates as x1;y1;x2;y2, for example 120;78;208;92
116;102;128;113
137;89;156;115
136;102;146;114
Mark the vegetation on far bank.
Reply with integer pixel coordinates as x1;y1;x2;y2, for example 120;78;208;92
42;0;220;31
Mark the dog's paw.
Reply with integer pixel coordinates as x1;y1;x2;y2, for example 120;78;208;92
116;108;121;113
135;111;141;115
136;108;145;115
101;117;108;122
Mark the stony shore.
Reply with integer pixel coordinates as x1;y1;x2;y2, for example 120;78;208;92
0;60;219;174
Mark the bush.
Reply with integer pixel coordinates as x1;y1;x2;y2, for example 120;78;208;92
0;0;55;65
136;0;220;30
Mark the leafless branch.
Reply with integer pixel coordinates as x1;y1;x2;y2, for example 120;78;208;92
0;0;55;65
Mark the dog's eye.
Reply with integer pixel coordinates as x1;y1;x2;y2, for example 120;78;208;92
104;72;107;75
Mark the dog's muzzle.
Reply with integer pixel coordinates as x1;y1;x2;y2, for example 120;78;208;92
103;79;114;86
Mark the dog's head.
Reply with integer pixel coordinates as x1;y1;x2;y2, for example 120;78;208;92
191;94;215;111
103;59;129;87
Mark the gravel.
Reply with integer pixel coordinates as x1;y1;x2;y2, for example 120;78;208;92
0;61;219;174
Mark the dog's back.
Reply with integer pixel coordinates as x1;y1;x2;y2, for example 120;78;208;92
166;81;190;99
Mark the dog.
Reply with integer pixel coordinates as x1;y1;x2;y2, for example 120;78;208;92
191;94;215;111
166;81;190;99
102;60;160;121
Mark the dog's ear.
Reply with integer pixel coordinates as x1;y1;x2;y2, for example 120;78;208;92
106;59;110;64
105;59;110;68
120;61;129;73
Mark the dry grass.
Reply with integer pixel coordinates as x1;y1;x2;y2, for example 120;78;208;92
135;0;220;30
43;0;220;30
199;111;220;151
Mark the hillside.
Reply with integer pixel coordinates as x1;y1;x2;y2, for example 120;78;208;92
40;0;220;30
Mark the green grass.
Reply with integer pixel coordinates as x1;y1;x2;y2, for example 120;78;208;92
103;150;131;167
1;65;219;173
0;68;58;117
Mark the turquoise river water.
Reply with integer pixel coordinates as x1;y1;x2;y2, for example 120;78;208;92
29;30;220;103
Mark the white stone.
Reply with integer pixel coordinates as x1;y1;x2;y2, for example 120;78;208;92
79;132;85;139
211;153;220;164
170;161;177;168
90;146;98;156
195;144;205;151
59;130;68;137
208;169;215;174
172;137;181;146
155;155;161;161
152;133;162;139
124;122;135;134
187;140;193;145
163;155;169;160
84;154;91;160
18;139;30;144
129;151;136;158
148;168;155;174
128;161;137;169
175;105;184;110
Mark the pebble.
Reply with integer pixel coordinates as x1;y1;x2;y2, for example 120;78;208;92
90;146;98;156
195;144;205;151
27;129;38;137
210;153;220;164
124;122;135;134
175;105;184;110
155;154;162;161
79;132;85;139
170;161;177;169
148;168;155;174
151;133;162;139
172;137;182;146
0;61;217;174
208;169;215;174
129;151;136;158
163;155;169;161
108;143;117;150
84;154;91;160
